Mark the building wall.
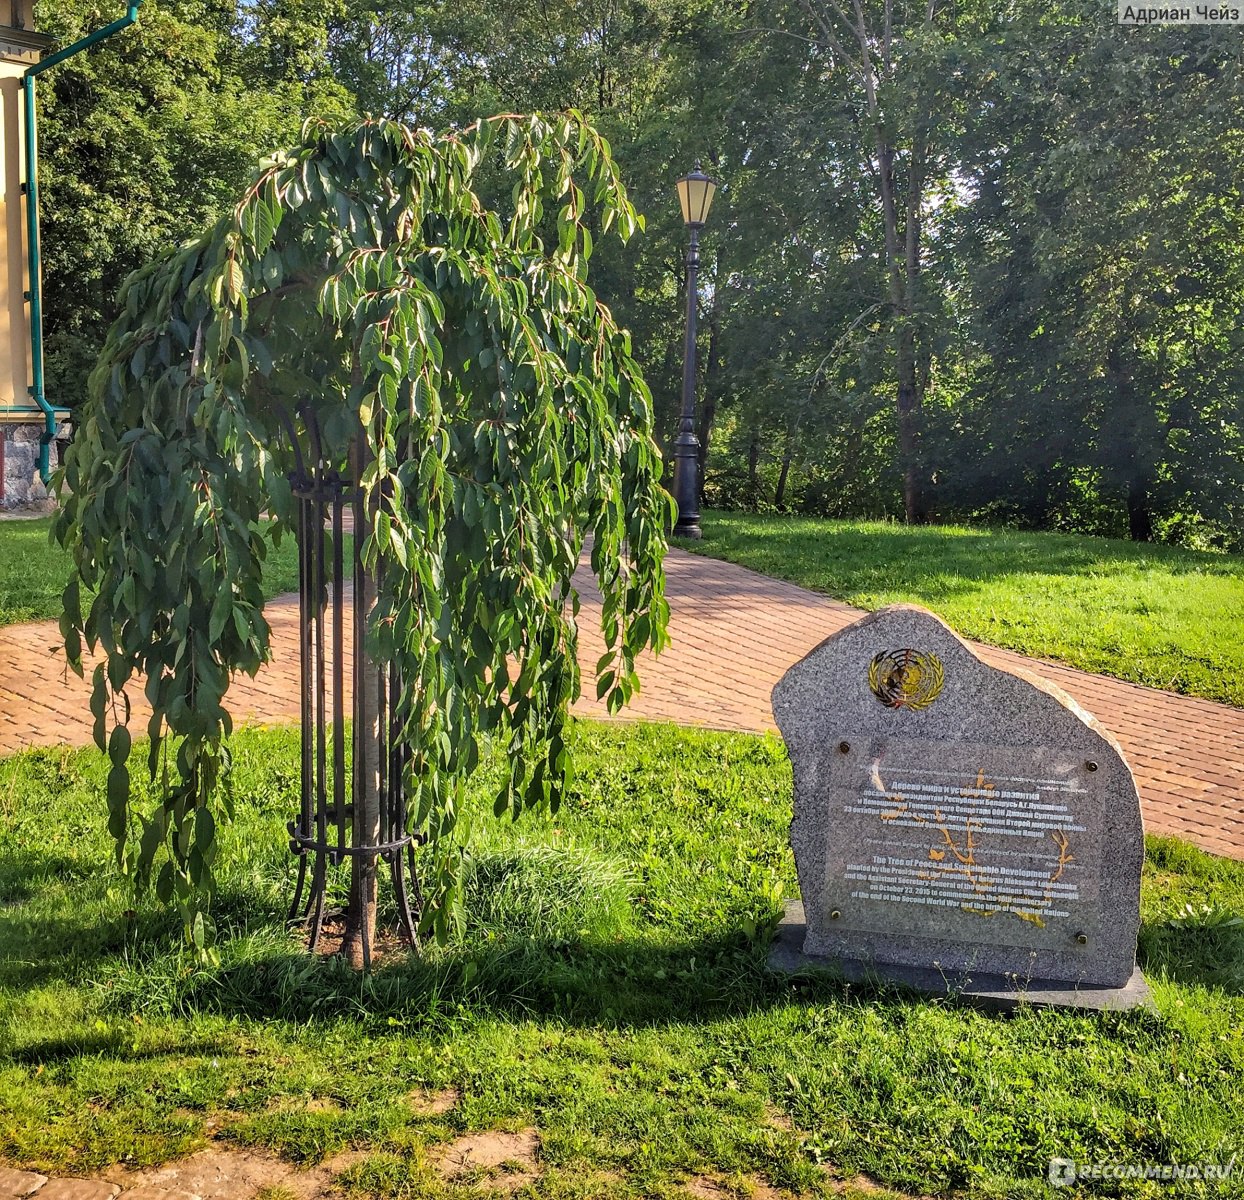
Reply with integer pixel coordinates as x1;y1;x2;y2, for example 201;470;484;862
0;0;50;507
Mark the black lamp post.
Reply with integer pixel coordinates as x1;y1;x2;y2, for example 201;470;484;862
672;163;716;539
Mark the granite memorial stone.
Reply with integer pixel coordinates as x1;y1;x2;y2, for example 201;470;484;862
769;604;1151;1010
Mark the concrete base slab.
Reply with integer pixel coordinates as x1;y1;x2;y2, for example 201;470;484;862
769;901;1155;1013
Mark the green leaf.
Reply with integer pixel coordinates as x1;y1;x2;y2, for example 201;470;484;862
195;806;216;853
106;763;130;841
156;862;175;904
90;664;108;753
108;724;131;767
209;588;233;644
55;110;671;954
225;259;244;302
254;200;278;255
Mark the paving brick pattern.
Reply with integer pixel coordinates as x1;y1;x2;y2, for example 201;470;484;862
1;548;1240;860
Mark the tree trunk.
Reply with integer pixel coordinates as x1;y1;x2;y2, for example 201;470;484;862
1025;464;1056;529
875;138;928;525
1107;344;1154;544
1127;475;1154;542
896;322;923;523
696;390;715;505
696;341;719;499
775;430;794;509
814;0;931;526
747;423;761;493
902;129;930;525
341;438;382;969
341;617;381;967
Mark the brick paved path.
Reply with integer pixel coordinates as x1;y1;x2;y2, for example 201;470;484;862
1;549;1240;859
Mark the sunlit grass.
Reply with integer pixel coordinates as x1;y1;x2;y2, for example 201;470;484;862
2;723;1242;1196
0;517;306;627
683;512;1244;707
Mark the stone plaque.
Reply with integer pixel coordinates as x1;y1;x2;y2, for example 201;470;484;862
771;604;1148;1006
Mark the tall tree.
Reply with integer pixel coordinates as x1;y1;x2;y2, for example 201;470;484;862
36;0;352;407
779;0;975;522
55;114;672;957
949;7;1244;542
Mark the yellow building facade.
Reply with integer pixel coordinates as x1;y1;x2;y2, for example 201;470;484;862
0;0;53;507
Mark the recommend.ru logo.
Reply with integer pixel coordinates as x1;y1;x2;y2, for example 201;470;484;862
1049;1158;1236;1187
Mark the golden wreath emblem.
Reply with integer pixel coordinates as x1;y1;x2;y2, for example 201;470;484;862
868;648;945;711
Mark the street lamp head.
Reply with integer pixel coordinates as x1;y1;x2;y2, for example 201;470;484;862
676;163;716;229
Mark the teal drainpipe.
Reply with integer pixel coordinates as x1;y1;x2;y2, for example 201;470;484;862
19;1;142;484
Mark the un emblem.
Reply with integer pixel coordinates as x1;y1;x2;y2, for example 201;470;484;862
868;648;944;711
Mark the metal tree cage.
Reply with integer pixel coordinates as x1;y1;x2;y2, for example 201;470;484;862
276;401;422;968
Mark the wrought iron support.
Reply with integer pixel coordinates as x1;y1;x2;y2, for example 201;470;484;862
282;402;422;967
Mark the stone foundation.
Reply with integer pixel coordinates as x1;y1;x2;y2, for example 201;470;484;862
1;420;66;510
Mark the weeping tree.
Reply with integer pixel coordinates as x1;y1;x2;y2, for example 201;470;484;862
54;113;673;962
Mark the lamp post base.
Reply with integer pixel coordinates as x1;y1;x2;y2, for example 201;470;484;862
671;428;702;541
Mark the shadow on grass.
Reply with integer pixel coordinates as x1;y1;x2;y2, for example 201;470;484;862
0;850;93;906
674;521;1244;645
67;906;1191;1038
7;829;1240;1039
0;904;183;990
99;916;807;1029
1140;922;1244;995
0;850;191;991
696;518;1244;594
6;1030;234;1067
6;850;1238;1033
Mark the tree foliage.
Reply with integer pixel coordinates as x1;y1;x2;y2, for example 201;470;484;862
53;113;672;946
36;0;352;404
39;0;1244;547
943;14;1244;543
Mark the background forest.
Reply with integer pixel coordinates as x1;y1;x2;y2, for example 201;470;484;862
35;0;1244;548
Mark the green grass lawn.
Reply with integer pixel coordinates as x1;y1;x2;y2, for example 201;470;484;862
2;722;1242;1198
681;513;1244;708
0;517;305;627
